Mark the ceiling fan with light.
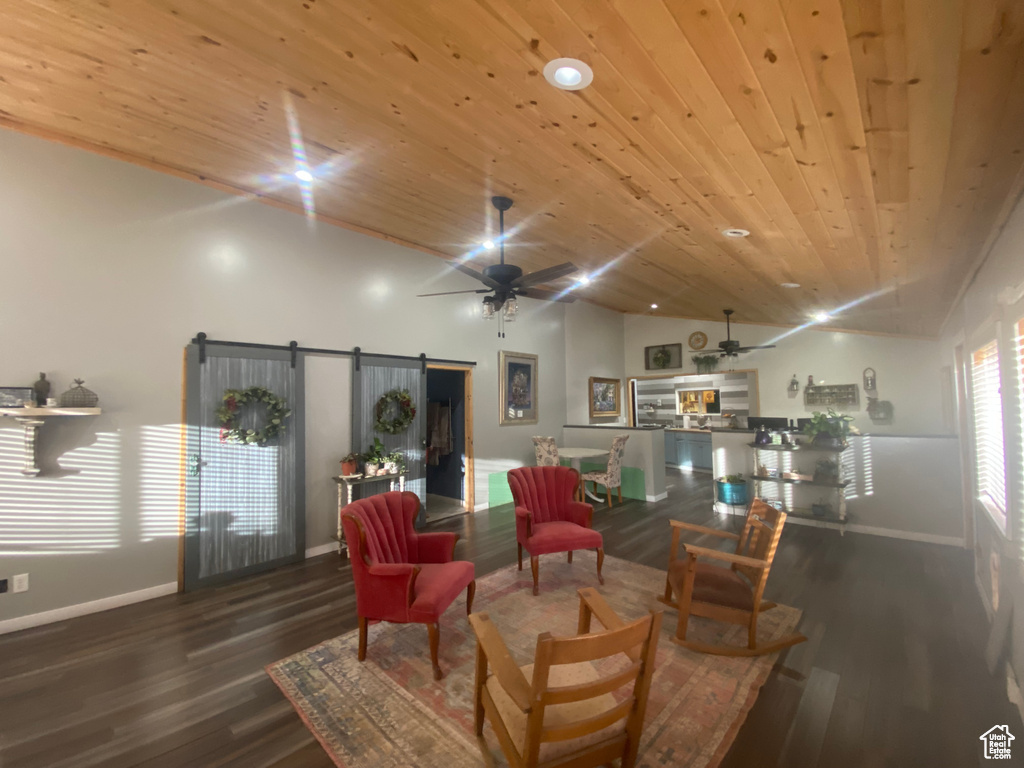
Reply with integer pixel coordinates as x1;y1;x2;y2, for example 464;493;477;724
417;196;578;332
717;309;776;357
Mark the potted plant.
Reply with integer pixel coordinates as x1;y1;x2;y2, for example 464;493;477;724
692;354;719;374
340;451;361;477
384;449;405;475
801;409;856;449
363;437;387;476
715;473;748;506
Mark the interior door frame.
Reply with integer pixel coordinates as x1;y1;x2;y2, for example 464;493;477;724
426;363;475;512
180;343;306;591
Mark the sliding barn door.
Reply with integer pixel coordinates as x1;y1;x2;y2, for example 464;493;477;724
352;356;427;524
182;344;305;590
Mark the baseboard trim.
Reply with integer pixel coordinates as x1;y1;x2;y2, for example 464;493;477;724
0;581;178;636
305;543;337;559
713;502;964;547
474;502;490;512
646;492;669;502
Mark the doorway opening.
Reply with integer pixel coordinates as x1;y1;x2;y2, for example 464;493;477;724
425;365;473;522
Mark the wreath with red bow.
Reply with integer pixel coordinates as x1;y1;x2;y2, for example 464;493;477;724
374;388;416;434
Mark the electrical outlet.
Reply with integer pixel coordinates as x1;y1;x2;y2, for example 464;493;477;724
0;578;7;593
13;573;28;593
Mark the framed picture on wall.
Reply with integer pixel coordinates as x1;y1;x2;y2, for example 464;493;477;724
499;350;538;425
644;343;682;370
588;377;621;418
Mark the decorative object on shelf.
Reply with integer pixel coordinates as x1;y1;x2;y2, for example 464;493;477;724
32;373;51;407
863;367;876;392
691;354;719;374
866;396;894;424
813;458;839;483
804;382;859;407
781;431;794;445
807;374;814;387
687;331;708;350
363;437;387;476
788;374;800;393
802;409;856;449
715;473;748;506
499;350;538;425
646;343;682;370
373;388;417;434
754;425;772;445
811;501;832;517
340;452;361;477
59;378;100;408
588;376;621;418
0;387;33;408
216;386;290;446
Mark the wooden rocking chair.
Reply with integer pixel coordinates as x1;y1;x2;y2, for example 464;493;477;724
660;498;806;656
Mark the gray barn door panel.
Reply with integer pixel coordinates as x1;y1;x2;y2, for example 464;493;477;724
352;356;427;524
183;344;305;590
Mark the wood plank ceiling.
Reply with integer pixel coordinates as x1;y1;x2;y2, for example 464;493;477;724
1;0;1023;335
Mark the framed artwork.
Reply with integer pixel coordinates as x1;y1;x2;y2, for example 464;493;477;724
499;350;538;425
0;387;33;407
644;343;682;370
588;377;621;418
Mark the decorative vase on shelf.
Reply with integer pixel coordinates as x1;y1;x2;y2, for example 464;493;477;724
340;459;359;476
384;461;398;475
59;379;99;407
365;462;380;477
754;426;772;445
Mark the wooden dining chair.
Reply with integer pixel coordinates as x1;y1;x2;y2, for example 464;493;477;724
469;587;662;768
661;498;805;656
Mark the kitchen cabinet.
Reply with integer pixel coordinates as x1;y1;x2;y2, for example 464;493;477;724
665;431;712;471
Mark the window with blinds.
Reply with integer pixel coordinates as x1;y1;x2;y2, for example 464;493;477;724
972;339;1006;530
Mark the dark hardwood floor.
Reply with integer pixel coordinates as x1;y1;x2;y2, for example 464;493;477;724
0;470;1018;767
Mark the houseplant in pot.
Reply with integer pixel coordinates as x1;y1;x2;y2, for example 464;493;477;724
363;437;387;476
340;451;361;477
691;354;719;374
384;449;405;475
715;473;748;506
802;409;856;449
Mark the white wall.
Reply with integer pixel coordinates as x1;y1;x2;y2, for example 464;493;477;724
0;128;595;624
564;302;626;426
624;315;947;435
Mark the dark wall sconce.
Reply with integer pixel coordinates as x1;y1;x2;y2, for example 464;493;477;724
788;374;800;393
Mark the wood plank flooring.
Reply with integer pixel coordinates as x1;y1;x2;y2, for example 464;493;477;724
0;470;1018;767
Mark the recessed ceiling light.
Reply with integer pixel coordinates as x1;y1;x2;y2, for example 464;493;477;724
295;169;313;182
543;58;594;91
650;303;658;309
780;282;801;289
482;240;495;250
813;311;831;323
722;228;750;238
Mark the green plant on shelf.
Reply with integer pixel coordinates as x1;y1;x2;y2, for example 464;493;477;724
363;437;387;464
691;354;719;374
802;409;857;447
720;473;745;484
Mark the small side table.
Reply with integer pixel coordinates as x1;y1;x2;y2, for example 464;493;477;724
332;473;406;556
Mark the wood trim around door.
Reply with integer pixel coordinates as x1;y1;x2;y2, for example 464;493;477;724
427;364;475;512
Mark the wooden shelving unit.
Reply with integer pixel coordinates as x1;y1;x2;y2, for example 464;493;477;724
803;383;859;407
750;441;848;533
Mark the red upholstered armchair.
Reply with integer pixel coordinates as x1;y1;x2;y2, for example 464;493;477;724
507;465;604;596
341;491;476;680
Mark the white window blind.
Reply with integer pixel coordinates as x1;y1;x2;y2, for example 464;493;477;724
972;339;1006;527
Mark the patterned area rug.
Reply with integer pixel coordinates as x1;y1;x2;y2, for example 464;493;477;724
267;552;801;767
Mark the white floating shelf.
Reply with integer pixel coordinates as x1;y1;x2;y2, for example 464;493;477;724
0;407;102;475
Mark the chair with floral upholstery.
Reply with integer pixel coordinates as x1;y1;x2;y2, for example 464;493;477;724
581;434;629;508
532;436;560;466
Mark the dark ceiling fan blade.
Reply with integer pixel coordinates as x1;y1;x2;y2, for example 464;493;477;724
734;345;777;352
417;288;490;297
448;261;503;290
510;262;578;288
517;287;577;304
